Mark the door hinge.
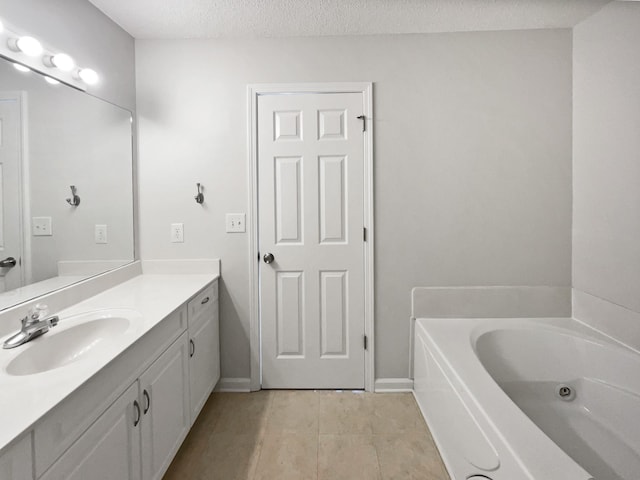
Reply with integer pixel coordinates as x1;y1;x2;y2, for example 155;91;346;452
363;227;367;242
357;115;366;132
364;335;368;350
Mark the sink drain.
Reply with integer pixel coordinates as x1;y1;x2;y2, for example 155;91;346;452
556;383;576;401
467;475;493;480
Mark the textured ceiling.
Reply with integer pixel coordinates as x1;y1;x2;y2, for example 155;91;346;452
87;0;612;39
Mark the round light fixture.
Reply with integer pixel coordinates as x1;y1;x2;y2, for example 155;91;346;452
13;63;31;73
78;68;99;85
15;36;43;56
51;53;74;72
44;76;60;85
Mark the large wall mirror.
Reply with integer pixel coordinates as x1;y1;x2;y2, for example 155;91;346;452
0;56;134;311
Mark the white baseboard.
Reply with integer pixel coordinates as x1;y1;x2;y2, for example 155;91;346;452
215;377;414;393
215;377;252;392
374;378;414;392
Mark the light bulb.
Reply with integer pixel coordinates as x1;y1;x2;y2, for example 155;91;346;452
13;63;31;73
16;36;43;56
51;53;74;72
44;76;60;85
78;68;99;85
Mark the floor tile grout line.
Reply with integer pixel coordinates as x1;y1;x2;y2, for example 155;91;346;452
249;391;272;480
316;390;321;480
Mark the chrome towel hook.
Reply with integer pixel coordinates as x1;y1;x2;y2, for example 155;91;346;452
194;183;204;204
66;185;80;206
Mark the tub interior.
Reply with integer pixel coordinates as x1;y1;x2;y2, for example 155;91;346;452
476;328;640;480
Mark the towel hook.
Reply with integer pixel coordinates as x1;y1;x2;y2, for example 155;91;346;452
194;183;204;204
66;185;80;206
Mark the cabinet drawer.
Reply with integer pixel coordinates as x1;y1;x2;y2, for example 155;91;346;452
187;281;217;327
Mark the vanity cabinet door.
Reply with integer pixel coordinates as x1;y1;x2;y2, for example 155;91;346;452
139;331;190;480
0;434;33;480
40;382;141;480
188;298;220;420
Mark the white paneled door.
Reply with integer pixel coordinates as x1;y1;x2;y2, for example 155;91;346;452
258;92;365;389
0;94;24;293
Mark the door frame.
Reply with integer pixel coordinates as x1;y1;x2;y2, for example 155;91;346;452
247;82;374;391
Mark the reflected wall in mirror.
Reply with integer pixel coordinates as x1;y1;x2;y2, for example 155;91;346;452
0;56;134;311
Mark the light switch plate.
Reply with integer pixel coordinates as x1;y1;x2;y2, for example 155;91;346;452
95;224;108;244
32;217;52;236
226;213;246;233
171;223;184;243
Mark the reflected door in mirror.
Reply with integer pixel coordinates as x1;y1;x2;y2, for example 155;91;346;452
0;93;24;293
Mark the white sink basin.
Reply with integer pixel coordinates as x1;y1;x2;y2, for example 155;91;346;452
5;309;140;376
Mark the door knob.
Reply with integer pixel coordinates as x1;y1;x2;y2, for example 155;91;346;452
0;257;16;268
263;253;275;264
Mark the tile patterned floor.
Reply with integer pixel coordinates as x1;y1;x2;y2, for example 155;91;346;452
163;390;449;480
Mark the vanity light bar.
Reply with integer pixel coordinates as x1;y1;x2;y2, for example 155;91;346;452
0;17;99;91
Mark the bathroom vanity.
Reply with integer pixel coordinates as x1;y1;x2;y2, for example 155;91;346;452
0;272;220;480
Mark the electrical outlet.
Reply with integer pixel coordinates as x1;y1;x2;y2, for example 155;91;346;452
95;224;108;244
226;213;246;233
171;223;184;243
32;217;52;236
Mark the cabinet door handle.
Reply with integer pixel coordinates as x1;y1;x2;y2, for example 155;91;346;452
190;339;195;358
143;390;150;414
133;400;141;427
201;296;210;305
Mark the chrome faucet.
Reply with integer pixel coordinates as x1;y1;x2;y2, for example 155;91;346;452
3;304;59;349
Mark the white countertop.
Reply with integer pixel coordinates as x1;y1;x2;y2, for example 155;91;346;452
0;273;218;452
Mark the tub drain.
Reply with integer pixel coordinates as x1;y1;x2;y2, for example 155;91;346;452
556;384;576;401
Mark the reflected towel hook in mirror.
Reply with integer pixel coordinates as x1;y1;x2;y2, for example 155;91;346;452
66;185;80;206
194;183;204;204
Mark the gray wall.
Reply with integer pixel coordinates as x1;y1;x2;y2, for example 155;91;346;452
573;2;640;313
136;29;573;381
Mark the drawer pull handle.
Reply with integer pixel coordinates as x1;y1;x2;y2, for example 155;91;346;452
133;400;141;427
190;339;195;358
143;390;151;414
201;296;210;305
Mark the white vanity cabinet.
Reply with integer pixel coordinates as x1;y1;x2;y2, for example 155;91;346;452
187;282;220;420
33;305;188;478
40;332;190;480
26;278;220;480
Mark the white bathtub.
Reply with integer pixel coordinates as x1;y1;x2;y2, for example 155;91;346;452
413;317;640;480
